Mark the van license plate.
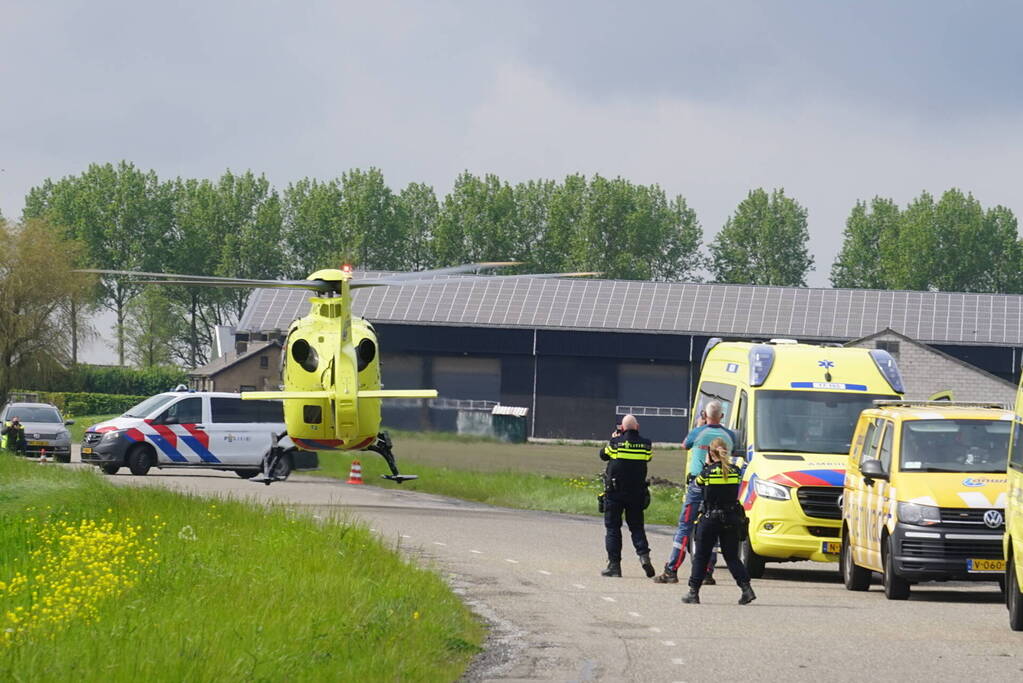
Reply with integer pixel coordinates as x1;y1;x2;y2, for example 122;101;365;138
822;541;841;555
967;558;1004;573
82;448;93;454
29;440;47;446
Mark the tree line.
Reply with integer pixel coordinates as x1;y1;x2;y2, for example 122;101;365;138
12;161;1023;376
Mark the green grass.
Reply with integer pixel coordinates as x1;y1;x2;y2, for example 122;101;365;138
0;456;483;681
66;414;118;443
312;453;685;526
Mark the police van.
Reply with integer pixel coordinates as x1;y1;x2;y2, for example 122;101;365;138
842;401;1010;600
695;339;904;577
80;391;317;478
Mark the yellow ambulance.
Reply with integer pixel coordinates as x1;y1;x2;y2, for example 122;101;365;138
1004;382;1023;629
695;339;903;577
842;402;1010;600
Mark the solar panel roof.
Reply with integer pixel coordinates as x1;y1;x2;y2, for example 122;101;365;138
235;273;1023;347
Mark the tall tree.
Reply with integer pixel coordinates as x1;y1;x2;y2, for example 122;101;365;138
710;188;814;286
545;174;587;273
397;182;439;271
571;176;704;280
22;162;174;364
513;179;558;271
0;220;93;404
830;197;900;289
281;177;346;277
339;168;405;270
433;172;519;265
126;286;178;368
984;205;1023;294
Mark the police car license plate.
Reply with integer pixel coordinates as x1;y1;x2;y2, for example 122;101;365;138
821;541;841;555
967;558;1004;573
29;440;47;446
82;447;93;454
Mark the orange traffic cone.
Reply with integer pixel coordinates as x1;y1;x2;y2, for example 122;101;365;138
38;449;48;464
346;460;364;485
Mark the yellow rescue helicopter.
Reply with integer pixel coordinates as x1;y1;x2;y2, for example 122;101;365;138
82;263;594;484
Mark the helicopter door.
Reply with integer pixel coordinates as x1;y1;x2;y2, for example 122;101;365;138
208;397;275;466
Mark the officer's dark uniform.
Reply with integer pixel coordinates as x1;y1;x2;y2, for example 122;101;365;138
683;461;757;605
2;420;27;456
599;429;654;577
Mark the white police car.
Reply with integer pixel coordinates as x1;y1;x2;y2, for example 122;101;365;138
80;390;317;478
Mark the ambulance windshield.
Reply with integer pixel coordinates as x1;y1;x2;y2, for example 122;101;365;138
755;390;897;455
899;419;1010;473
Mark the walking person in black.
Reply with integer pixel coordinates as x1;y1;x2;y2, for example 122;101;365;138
599;414;656;578
682;437;757;605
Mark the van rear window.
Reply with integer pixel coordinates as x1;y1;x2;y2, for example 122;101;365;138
210;398;284;423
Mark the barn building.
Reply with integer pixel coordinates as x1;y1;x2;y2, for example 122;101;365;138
198;275;1023;442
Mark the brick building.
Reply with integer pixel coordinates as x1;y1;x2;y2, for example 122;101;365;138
846;328;1016;405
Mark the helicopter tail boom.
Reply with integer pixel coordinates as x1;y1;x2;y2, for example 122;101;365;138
241;390;333;400
358;390;439;399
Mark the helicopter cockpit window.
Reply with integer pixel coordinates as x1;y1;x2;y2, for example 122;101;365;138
357;339;376;372
303;405;322;424
291;339;319;373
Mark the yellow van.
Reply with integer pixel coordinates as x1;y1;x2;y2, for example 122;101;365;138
1004;382;1023;629
695;339;903;577
842;402;1010;600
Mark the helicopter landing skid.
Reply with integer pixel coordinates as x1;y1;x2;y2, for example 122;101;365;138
250;431;290;486
365;431;418;483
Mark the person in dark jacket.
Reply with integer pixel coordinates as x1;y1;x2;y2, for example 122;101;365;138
598;414;655;578
682;437;756;605
1;416;27;455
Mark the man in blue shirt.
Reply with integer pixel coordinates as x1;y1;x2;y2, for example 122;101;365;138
652;400;737;584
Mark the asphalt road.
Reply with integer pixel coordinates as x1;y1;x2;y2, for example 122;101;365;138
70;455;1020;683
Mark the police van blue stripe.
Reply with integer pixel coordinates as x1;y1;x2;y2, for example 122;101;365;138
148;434;189;463
180;435;221;463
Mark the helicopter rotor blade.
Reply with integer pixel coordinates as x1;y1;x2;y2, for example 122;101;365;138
125;279;332;291
77;269;334;292
351;270;601;289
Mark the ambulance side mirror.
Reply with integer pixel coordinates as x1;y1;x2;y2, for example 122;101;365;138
860;458;888;483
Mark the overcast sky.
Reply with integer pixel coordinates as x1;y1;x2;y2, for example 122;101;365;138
4;1;1023;362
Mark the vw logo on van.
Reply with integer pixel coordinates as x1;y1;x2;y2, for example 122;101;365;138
983;510;1004;529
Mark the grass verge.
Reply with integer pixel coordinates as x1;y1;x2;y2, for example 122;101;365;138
0;456;482;681
311;453;684;526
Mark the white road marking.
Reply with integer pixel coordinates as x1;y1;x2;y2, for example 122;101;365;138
505;558;520;564
628;611;641;617
369;528;377;532
572;583;586;589
601;596;616;603
662;640;676;647
470;550;483;554
649;626;662;633
538;570;552;575
432;541;447;546
671;658;684;665
400;534;411;539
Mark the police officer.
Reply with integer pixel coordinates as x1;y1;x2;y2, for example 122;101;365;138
653;400;736;584
682;437;756;605
2;416;27;456
599;414;656;578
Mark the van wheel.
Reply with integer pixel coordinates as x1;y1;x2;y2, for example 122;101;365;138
1009;557;1023;632
739;536;766;579
882;536;910;600
99;464;121;475
841;527;870;591
127;445;154;476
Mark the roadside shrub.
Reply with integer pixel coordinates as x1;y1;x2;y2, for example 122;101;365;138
16;391;147;417
25;365;187;396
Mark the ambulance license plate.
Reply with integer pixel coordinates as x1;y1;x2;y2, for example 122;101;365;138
967;558;1004;573
82;448;93;454
29;440;47;446
822;541;841;555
